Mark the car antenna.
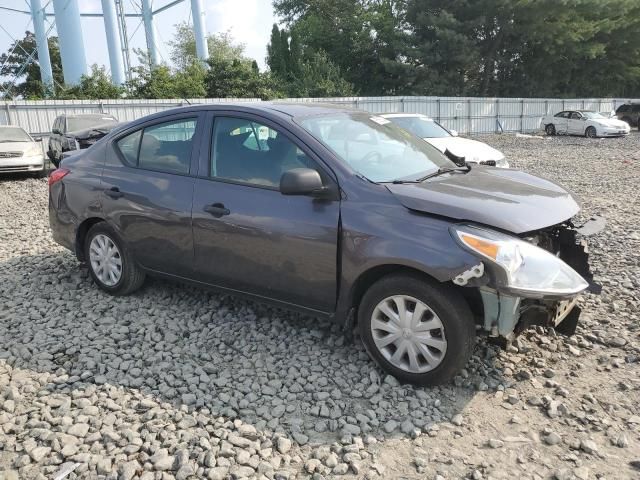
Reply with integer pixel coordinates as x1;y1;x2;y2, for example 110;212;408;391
182;98;192;105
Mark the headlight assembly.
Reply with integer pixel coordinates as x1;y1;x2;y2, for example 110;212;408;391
452;225;588;296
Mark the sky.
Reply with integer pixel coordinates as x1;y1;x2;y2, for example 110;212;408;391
0;0;277;81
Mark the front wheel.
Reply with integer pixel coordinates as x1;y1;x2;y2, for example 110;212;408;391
358;273;475;386
585;126;597;138
545;124;556;136
84;222;145;295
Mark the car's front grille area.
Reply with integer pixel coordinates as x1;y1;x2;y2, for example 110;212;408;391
0;151;24;159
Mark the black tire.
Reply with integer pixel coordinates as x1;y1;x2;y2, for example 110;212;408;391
545;124;556;136
585;126;597;138
33;167;47;179
84;222;145;295
358;273;475;386
621;116;632;126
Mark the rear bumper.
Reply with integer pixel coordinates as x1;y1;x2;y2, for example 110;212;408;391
48;189;77;254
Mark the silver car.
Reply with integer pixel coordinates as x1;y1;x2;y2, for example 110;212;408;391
0;126;46;176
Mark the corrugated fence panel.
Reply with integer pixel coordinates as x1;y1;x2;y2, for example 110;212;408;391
0;98;261;136
2;97;639;136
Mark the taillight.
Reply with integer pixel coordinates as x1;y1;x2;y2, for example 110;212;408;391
48;168;70;187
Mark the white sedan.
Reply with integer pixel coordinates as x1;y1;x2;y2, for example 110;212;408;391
0;126;46;176
381;113;509;168
541;110;630;138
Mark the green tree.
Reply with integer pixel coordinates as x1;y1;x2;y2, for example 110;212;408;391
205;56;279;99
0;31;64;98
273;0;407;95
266;24;353;97
56;65;124;99
169;22;247;69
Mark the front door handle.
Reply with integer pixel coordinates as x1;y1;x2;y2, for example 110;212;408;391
203;203;230;217
104;187;124;199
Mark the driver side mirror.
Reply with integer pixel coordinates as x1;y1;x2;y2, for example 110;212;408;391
280;168;324;196
449;129;459;137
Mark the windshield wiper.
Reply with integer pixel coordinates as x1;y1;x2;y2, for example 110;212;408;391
415;164;471;182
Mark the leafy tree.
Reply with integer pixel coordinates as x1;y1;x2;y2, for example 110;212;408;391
0;31;64;98
126;62;207;99
266;24;353;97
56;65;124;99
296;51;354;97
273;0;407;95
169;22;247;69
205;56;279;99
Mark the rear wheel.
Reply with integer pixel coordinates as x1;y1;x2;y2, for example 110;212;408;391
585;126;597;138
358;273;475;386
545;124;556;136
84;222;145;295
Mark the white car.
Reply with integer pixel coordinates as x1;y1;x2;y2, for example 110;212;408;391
0;126;46;176
381;113;509;168
541;110;630;138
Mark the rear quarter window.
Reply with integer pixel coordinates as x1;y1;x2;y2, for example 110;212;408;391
115;130;142;165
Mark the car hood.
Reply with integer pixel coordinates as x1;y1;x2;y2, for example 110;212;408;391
592;118;629;129
0;141;37;154
425;137;504;162
385;166;580;234
68;122;120;138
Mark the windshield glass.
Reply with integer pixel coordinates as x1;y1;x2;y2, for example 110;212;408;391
387;116;451;138
581;111;605;119
0;127;32;142
299;113;454;182
67;116;117;132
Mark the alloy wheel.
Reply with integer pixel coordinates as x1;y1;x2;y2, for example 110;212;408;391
89;234;123;286
370;295;447;374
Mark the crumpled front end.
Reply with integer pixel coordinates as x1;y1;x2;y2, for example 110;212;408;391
452;218;602;341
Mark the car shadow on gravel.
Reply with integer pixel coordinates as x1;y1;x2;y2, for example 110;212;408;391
0;251;508;445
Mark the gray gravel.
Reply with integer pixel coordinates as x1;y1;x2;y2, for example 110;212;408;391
0;132;639;479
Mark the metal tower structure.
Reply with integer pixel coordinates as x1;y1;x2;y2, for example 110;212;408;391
0;0;209;93
115;0;133;82
52;0;87;85
28;0;54;92
102;0;125;85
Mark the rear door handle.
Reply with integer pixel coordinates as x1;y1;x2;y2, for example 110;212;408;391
104;187;124;199
203;203;230;217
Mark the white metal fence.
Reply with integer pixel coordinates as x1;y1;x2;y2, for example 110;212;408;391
1;96;638;136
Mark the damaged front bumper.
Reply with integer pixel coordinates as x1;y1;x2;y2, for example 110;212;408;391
461;218;603;341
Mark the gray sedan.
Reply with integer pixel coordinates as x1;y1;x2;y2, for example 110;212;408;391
49;103;596;385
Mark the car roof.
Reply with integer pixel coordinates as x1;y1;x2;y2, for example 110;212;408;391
63;113;117;119
128;102;365;123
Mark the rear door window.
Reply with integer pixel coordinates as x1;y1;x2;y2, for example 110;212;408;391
115;118;197;174
116;130;142;165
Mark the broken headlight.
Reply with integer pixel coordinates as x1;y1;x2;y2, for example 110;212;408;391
452;225;589;296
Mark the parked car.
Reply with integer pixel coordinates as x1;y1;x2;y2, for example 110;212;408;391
49;103;597;385
0;125;45;176
48;113;120;166
614;102;640;128
381;113;509;168
541;110;630;137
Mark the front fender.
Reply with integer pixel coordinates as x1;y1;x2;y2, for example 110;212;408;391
336;202;480;320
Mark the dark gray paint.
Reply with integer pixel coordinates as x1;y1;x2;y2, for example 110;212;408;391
49;102;582;321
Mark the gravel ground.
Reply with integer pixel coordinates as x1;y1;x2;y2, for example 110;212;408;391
0;132;638;480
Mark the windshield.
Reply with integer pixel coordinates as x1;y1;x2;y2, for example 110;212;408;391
299;113;454;182
387;116;451;138
67;116;117;132
0;127;32;142
580;111;605;119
